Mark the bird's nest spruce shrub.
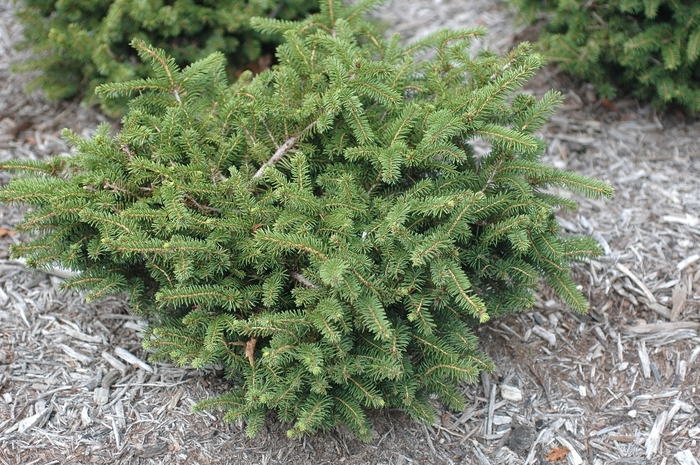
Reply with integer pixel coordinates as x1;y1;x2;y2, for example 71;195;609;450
1;0;612;439
512;0;700;113
13;0;318;114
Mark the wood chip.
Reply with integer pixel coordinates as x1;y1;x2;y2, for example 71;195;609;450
633;389;679;402
114;347;153;373
609;434;635;442
93;387;110;406
112;416;121;449
102;351;128;375
167;386;186;412
101;369;121;389
671;281;687;321
500;385;522;403
625;322;700;335
58;343;92;364
645;410;668;458
616;263;656;303
14;401;52;433
133;443;169;459
677;254;700;272
2;0;700;463
638;340;651;379
674;450;699;465
532;325;556;346
114;399;126;428
81;405;92;427
638;297;673;320
9;289;30;328
59;323;102;343
662;215;699;227
555;436;583;465
487;384;497;436
472;444;492;465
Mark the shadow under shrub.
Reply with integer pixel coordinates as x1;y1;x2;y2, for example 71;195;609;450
13;0;318;114
1;0;612;440
513;0;700;114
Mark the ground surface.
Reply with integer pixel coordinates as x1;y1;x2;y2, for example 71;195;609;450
1;1;699;464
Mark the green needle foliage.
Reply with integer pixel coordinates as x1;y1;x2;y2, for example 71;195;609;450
1;0;612;439
513;0;700;113
13;0;317;115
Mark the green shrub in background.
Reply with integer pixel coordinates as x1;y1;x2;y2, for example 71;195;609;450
1;0;612;439
14;0;317;114
513;0;700;113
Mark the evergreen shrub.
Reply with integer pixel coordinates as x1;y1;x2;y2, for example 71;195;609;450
512;0;700;113
14;0;317;114
1;0;612;439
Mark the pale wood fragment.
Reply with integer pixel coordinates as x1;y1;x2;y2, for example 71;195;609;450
626;322;700;334
662;215;699;227
472;444;492;465
638;297;673;320
608;434;635;442
532;325;556;346
690;346;700;364
638;340;651;378
81;405;92;426
114;346;153;372
8;289;30;327
114;399;126;428
59;323;102;343
58;343;92;364
487;384;496;435
102;351;128;375
556;435;583;465
645;410;668;459
633;389;679;403
616;263;656;303
671;280;687;321
500;385;522;403
112;416;121;449
93;387;109;406
13;400;52;434
674;449;699;465
677;253;700;272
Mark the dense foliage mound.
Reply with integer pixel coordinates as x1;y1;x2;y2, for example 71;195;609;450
1;0;612;439
513;0;700;113
14;0;317;114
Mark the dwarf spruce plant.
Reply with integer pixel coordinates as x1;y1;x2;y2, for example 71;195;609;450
14;0;317;114
1;0;612;439
513;0;700;113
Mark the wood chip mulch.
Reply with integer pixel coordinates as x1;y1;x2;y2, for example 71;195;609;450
1;1;699;464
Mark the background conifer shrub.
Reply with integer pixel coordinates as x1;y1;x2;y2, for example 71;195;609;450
512;0;700;113
13;0;317;114
1;0;612;439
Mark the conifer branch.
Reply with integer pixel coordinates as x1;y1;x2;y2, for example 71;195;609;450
263;119;279;149
183;194;221;213
253;121;318;178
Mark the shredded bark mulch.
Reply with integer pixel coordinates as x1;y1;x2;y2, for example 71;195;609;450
1;1;699;464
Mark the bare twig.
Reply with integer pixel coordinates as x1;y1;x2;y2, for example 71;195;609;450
253;121;317;178
291;271;317;289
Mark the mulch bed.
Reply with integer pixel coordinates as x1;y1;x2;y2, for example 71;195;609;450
1;1;699;464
